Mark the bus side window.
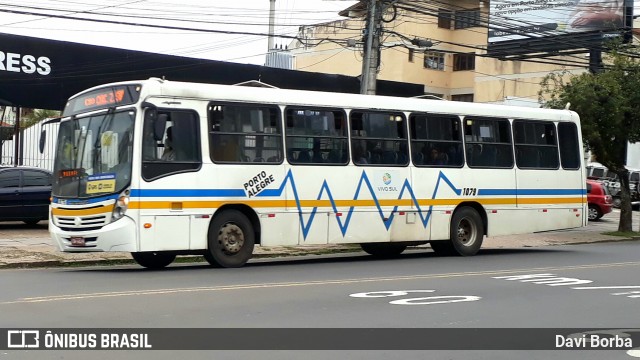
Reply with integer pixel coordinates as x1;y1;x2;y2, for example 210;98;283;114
209;103;283;164
141;109;201;181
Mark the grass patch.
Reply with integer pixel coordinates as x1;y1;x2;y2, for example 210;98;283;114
602;231;640;238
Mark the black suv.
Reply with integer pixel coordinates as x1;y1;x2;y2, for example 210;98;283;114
0;167;52;225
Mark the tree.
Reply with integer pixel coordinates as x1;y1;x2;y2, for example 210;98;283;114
540;49;640;232
21;108;60;128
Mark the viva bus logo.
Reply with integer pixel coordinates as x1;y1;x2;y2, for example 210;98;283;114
378;173;398;192
383;173;392;185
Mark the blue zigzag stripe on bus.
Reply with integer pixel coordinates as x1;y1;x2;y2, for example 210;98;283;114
261;169;462;238
128;169;584;240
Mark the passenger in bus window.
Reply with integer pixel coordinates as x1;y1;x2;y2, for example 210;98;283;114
353;145;368;164
213;135;242;162
312;141;324;163
161;127;176;161
427;148;444;166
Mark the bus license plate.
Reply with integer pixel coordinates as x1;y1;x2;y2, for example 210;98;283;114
70;237;85;246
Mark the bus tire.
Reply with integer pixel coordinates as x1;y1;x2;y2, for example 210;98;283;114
360;243;406;258
429;240;456;256
206;210;255;268
131;252;176;269
448;207;484;256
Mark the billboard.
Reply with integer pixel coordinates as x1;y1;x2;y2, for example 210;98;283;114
487;0;632;56
0;33;425;110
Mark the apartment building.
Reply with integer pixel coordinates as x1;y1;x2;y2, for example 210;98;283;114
289;0;630;104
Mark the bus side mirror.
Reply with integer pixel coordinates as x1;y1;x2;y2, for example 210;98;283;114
39;129;46;154
142;106;165;141
38;117;61;154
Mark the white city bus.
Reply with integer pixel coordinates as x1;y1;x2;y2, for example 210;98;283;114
48;78;587;268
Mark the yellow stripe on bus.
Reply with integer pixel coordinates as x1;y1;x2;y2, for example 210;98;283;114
51;205;115;216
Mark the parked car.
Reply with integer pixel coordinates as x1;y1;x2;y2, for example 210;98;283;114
586;162;640;208
586;179;613;221
0;166;52;225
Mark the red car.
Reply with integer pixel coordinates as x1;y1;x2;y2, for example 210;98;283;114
587;180;613;221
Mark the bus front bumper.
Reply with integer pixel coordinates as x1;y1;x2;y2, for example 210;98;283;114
49;216;137;253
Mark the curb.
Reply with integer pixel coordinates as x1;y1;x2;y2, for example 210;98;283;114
0;247;364;270
1;236;638;270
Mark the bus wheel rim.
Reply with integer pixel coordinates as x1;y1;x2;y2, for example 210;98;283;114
457;217;476;247
218;223;244;254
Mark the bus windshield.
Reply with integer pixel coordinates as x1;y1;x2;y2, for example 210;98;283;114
52;109;135;198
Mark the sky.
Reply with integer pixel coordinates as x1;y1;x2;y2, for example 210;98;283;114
0;0;358;65
1;1;639;66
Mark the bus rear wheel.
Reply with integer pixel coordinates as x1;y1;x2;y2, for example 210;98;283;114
360;243;406;258
429;240;456;256
131;252;176;269
205;210;255;268
432;207;483;256
450;207;483;256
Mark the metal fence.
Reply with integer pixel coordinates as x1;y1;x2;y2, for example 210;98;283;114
0;119;59;171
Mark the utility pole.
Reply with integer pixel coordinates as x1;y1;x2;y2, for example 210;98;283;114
589;49;602;74
360;0;383;95
268;0;276;51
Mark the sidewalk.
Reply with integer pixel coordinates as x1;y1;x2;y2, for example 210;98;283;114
0;210;637;268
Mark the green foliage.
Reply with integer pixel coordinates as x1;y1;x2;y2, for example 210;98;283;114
540;48;640;172
21;109;60;129
539;46;640;232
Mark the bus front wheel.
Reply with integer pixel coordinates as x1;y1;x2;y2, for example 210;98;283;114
360;243;406;258
131;252;176;269
205;210;255;268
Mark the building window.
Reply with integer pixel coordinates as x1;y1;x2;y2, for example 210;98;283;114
451;94;474;102
438;9;452;29
455;9;481;29
453;53;475;71
424;51;445;71
408;48;414;63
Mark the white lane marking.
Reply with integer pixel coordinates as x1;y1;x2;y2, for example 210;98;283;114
628;349;640;357
573;286;640;290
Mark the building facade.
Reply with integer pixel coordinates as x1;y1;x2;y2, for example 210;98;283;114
289;0;633;104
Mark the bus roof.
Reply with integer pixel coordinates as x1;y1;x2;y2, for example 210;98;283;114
69;77;578;122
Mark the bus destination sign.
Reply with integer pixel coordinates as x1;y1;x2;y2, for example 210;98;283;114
63;84;141;116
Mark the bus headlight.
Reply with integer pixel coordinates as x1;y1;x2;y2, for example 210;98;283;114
111;192;130;222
